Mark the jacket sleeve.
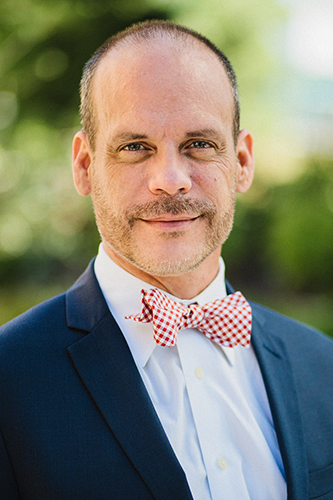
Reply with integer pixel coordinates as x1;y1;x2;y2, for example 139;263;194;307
0;427;20;499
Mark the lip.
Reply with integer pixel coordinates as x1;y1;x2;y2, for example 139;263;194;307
139;215;199;230
141;215;198;222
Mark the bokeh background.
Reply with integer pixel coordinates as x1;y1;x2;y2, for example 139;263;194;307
1;0;333;336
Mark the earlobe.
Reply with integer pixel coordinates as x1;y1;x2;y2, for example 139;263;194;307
72;131;93;196
236;129;255;193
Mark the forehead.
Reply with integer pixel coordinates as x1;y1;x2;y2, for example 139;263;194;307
92;37;234;138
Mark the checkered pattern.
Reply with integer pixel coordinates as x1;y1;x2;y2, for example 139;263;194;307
125;288;252;348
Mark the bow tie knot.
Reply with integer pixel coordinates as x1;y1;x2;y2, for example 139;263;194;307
126;288;252;348
182;303;205;328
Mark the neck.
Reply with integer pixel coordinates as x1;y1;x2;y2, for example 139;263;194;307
102;242;221;300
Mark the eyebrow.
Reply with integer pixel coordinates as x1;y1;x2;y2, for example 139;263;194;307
109;128;223;149
185;128;222;139
112;132;149;143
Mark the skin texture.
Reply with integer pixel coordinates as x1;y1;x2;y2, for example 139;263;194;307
72;37;254;299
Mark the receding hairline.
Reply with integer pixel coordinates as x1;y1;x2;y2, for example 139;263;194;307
92;22;228;68
80;20;240;148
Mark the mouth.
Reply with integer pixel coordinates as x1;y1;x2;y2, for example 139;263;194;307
139;215;200;230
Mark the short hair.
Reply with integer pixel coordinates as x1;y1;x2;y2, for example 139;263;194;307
79;20;240;149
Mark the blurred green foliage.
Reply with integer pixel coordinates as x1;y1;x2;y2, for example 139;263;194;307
223;159;333;336
0;0;332;337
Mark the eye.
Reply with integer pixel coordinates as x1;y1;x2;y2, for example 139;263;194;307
123;143;146;151
187;140;212;149
117;141;153;164
183;139;218;160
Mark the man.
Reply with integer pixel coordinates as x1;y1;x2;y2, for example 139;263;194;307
0;20;332;500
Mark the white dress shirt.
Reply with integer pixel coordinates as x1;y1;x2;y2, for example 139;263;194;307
94;243;287;500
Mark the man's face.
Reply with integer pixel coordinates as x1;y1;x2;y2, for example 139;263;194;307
74;39;253;278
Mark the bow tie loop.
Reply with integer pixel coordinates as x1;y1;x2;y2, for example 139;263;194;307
126;288;252;348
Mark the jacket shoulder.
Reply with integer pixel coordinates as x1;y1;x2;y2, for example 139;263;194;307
0;293;67;338
251;300;333;374
0;293;78;360
251;300;333;347
0;260;98;347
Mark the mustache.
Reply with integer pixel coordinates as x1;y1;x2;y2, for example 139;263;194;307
125;196;217;222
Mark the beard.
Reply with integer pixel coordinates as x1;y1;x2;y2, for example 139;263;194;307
92;188;236;277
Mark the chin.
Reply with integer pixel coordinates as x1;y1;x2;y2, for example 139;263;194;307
129;250;211;277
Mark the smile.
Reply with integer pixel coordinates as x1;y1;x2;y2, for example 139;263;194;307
139;215;200;230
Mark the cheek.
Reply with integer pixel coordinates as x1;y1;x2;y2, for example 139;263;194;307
94;160;133;197
106;168;148;212
192;166;218;188
193;166;233;199
193;154;236;182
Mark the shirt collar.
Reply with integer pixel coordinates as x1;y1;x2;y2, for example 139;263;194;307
94;243;236;367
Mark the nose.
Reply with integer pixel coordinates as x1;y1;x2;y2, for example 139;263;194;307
147;149;192;196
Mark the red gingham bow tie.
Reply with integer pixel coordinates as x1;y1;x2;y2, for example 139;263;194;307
125;288;252;348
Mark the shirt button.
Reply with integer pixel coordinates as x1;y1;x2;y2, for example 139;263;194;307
218;457;228;469
194;366;205;379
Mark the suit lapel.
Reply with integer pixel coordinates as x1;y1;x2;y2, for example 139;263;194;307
250;304;308;500
66;263;193;500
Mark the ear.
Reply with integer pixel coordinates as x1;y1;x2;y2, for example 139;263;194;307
235;128;254;193
72;131;93;196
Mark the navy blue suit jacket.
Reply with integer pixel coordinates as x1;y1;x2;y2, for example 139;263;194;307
0;261;333;500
